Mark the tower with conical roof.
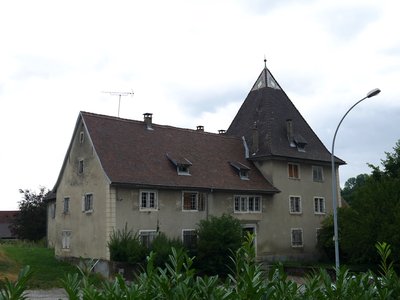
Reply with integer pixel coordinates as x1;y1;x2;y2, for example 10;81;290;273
227;62;344;261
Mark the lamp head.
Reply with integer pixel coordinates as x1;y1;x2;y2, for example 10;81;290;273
367;88;381;98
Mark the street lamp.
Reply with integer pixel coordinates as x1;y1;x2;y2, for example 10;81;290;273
331;88;381;272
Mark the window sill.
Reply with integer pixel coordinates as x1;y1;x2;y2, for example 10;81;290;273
291;245;304;248
139;208;158;212
84;210;93;214
314;212;326;215
289;212;302;215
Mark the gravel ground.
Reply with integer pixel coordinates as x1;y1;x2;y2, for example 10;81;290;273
25;288;67;300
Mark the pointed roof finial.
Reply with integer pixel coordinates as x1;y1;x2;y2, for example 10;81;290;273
264;55;267;69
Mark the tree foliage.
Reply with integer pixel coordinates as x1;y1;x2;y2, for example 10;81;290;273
10;187;48;241
341;173;369;206
195;214;243;276
319;140;400;264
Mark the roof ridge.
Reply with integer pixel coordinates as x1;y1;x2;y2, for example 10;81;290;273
80;111;240;140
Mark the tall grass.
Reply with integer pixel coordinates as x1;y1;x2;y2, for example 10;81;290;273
0;243;76;289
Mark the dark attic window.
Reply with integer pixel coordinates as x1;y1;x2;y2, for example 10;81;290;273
166;153;192;176
230;161;250;180
293;135;307;152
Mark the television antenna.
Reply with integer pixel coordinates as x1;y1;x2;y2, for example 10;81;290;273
102;90;134;117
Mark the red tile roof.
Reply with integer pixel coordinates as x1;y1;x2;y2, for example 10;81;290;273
82;112;278;194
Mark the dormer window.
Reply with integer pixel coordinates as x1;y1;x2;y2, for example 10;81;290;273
177;164;190;175
166;153;192;176
229;161;250;180
293;135;307;152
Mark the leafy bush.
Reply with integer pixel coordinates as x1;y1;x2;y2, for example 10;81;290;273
196;214;243;276
107;225;147;265
150;232;184;268
0;265;33;300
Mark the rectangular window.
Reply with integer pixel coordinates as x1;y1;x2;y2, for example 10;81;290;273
314;197;325;214
140;191;158;210
78;159;84;174
312;166;324;182
50;203;56;219
289;196;302;214
288;163;300;179
83;194;93;213
234;195;262;213
183;192;198;211
291;228;303;247
182;192;206;211
139;230;156;248
63;197;70;214
182;229;197;249
62;230;71;249
79;131;84;144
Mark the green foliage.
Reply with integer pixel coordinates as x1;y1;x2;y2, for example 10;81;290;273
319;140;400;265
0;243;76;289
150;232;184;268
107;225;147;265
0;266;33;300
196;214;243;276
341;173;369;205
10;188;48;241
18;239;400;299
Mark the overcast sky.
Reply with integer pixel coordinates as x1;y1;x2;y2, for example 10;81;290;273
0;0;399;210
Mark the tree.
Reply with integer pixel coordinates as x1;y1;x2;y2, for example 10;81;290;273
10;187;49;241
341;174;369;206
319;140;400;264
195;214;243;276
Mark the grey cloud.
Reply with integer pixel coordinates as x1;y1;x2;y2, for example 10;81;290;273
173;87;247;116
321;5;380;41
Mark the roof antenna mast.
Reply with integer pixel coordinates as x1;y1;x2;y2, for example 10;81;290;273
102;90;134;117
264;55;267;69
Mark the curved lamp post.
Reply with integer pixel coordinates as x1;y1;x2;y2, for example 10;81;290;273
331;88;381;272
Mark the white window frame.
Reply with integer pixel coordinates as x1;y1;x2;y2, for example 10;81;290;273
314;197;326;214
289;195;302;214
177;165;191;176
312;166;324;182
139;230;157;248
239;169;249;180
182;229;197;249
288;163;300;179
139;190;158;211
242;224;257;255
291;228;303;248
63;197;70;214
182;191;199;211
234;195;262;213
82;193;93;213
61;230;71;250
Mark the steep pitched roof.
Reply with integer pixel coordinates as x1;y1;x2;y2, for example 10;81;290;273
227;67;345;164
80;112;278;194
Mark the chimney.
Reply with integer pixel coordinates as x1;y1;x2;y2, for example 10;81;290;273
218;129;226;134
143;113;153;130
196;125;204;132
251;122;259;154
